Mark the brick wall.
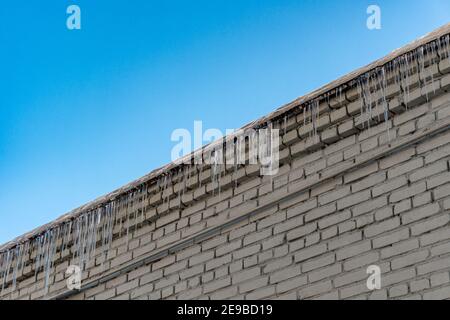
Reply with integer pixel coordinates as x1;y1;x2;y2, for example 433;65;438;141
1;25;450;300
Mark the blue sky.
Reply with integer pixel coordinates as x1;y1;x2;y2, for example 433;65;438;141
1;0;449;244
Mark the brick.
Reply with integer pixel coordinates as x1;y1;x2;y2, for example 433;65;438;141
338;119;357;137
389;284;408;298
389;182;426;203
333;269;367;288
156;211;180;228
204;277;231;294
244;229;271;246
117;279;139;295
423;286;450;300
275;275;307;294
361;136;378;152
387;158;424;179
431;241;450;256
398;121;416;136
329;232;362;250
229;223;256;241
246;286;275;300
318;186;351;205
269;265;302;284
263;255;293;273
294;243;328;262
336;241;371;260
322;226;338;239
411;214;450;236
417;131;450;154
412;192;432;207
417;256;450;275
391;250;429;270
420;228;450;246
427;172;450;189
344;145;360;159
394;199;411;215
337;190;371;210
298;281;333;299
344;162;378;184
410;161;447;182
340;283;369;299
325;136;356;155
165;260;188;275
438;105;450;119
369;289;388;300
286;198;317;218
258;211;286;230
433;183;450;200
410;279;430;292
286;223;317;241
305;203;337;222
440;59;450;74
318;210;351;229
351;172;386;193
304;159;326;176
231;267;261;284
322;126;339;143
444;198;450;209
352;196;388;216
95;288;116;300
188;251;215;268
283;129;299;145
343;252;379;271
418;113;436;128
239;276;269;293
384;150;416;168
372;228;409;249
313;291;339;300
364;217;400;238
210;286;238;300
430;272;450;287
393;104;428;127
381;239;419;259
330;106;347;123
206;254;232;271
401;203;440;225
309;264;342;283
217;238;245;261
372;176;408;197
262;234;285;251
302;253;335;272
383;268;416;286
233;244;261;260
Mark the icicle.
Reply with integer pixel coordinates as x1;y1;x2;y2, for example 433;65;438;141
198;163;203;189
234;138;239;188
125;193;132;246
178;167;183;207
380;67;391;142
211;150;219;196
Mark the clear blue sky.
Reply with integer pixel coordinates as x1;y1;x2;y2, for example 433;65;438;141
1;0;449;244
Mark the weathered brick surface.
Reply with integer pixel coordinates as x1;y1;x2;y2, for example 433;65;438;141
2;29;450;301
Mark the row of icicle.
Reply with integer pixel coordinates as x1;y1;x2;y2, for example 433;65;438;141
0;34;449;298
